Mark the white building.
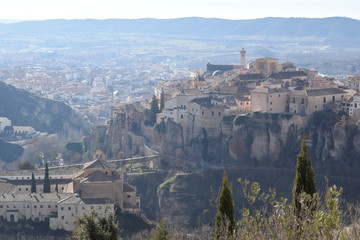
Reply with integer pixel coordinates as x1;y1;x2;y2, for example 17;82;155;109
0;117;11;132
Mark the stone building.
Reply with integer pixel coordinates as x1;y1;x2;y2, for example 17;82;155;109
0;159;140;231
289;88;349;115
349;93;360;118
249;57;281;77
250;86;290;113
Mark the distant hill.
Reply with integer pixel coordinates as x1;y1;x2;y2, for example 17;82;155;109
0;82;85;136
0;17;359;39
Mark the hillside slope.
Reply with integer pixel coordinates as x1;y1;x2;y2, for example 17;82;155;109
0;82;85;137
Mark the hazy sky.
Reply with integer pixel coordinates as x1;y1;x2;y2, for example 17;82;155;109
1;0;359;21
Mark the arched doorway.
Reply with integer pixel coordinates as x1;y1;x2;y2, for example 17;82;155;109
9;214;14;222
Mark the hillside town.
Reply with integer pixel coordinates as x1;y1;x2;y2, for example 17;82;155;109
0;48;360;235
154;50;360;141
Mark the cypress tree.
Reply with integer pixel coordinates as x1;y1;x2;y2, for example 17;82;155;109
292;138;317;211
214;171;235;239
31;172;36;193
43;162;51;193
160;90;165;111
151;95;159;114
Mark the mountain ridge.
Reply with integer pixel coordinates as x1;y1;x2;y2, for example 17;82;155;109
0;17;359;39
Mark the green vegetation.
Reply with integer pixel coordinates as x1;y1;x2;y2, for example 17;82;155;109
214;171;235;239
73;209;120;240
233;179;344;240
292;138;317;212
18;160;35;170
148;220;171;240
43;162;50;193
31;173;36;193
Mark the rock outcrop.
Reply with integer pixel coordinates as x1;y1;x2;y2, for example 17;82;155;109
0;82;86;138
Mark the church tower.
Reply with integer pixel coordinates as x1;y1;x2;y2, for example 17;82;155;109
240;48;246;66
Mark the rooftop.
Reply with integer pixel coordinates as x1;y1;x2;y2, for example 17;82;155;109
305;88;347;97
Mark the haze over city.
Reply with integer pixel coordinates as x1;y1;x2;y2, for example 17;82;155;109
0;0;359;21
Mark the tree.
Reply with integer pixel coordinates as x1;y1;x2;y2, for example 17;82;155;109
292;138;317;212
43;162;50;193
160;90;165;112
73;209;120;240
148;220;171;240
18;160;35;170
31;172;36;193
214;171;235;239
151;95;160;114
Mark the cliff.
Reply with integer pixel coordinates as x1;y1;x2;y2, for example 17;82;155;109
0;82;86;138
142;111;360;184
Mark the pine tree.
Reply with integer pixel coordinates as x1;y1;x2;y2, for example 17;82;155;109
214;171;235;239
292;138;317;212
148;220;171;240
160;90;165;111
31;172;36;193
43;162;51;193
73;209;120;240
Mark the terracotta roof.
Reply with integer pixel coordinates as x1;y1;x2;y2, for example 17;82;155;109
305;88;347;97
83;159;112;170
123;183;136;192
81;171;115;183
270;71;307;79
58;194;115;205
0;193;68;203
234;74;264;81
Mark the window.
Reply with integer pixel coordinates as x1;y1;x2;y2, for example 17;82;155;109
48;205;51;208
323;97;326;103
61;207;64;210
355;103;358;108
61;216;64;220
26;188;28;191
68;207;71;210
278;95;281;97
180;114;183;119
211;111;214;116
218;112;221;116
315;105;317;109
292;97;295;103
301;98;304;104
332;96;335;102
19;188;21;191
40;205;43;208
270;95;272;98
34;205;37;208
270;102;272;105
127;195;131;198
0;205;2;208
202;111;204;115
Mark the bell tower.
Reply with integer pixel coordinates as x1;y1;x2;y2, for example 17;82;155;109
240;48;246;66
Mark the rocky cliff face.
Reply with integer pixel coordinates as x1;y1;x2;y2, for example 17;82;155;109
0;82;86;138
150;110;360;173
